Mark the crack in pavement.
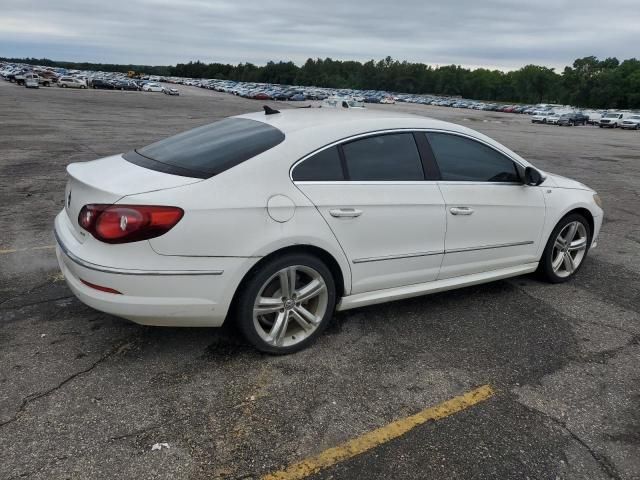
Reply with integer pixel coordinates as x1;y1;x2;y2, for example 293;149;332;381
0;278;63;307
0;295;74;312
518;401;622;480
0;339;137;428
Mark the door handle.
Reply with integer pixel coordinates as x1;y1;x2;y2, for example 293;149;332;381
450;207;474;216
329;208;363;218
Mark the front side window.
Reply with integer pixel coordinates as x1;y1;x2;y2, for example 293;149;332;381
342;133;424;181
124;118;285;179
425;132;520;183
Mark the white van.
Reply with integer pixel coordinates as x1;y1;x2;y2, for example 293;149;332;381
599;112;631;128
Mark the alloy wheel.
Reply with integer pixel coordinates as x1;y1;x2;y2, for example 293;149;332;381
551;221;588;278
253;265;328;348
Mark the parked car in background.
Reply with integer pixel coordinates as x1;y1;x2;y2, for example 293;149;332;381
599;112;628;128
545;113;562;125
531;111;554;124
620;114;640;130
91;79;115;90
54;109;603;354
142;82;163;92
113;80;140;91
585;111;602;125
58;77;87;89
557;112;589;126
24;73;40;89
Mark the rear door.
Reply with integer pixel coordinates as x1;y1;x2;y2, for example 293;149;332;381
422;131;546;279
293;132;446;294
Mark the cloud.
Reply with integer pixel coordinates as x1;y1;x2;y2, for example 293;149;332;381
0;0;638;70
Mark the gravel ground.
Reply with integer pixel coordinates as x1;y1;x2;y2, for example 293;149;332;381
0;80;638;480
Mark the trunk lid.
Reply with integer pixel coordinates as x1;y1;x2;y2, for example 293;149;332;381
65;154;202;241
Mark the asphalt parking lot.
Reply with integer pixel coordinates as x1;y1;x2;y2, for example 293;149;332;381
1;80;639;480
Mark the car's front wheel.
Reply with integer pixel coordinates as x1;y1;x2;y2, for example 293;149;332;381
236;253;337;354
539;214;591;283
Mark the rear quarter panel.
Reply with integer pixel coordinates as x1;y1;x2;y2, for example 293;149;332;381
121;147;353;294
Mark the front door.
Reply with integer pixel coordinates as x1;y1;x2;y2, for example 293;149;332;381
422;131;546;279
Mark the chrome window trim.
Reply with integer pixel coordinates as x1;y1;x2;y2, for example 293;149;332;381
290;127;527;184
352;241;534;264
54;229;224;276
295;180;439;186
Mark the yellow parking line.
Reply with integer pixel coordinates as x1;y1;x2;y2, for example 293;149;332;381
262;384;495;480
0;245;55;254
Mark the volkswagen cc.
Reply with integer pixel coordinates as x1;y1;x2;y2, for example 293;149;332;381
55;108;604;353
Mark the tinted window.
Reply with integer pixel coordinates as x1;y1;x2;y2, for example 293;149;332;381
293;146;344;181
426;132;520;182
342;133;424;181
124;118;285;179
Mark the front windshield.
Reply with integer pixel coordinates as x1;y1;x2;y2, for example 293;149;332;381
604;113;620;118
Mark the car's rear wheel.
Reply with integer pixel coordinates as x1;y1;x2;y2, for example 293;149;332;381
539;214;591;283
236;253;337;354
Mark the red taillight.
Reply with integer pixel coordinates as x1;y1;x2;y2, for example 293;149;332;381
78;204;184;244
80;279;122;294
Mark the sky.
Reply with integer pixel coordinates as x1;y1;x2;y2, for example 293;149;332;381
1;0;638;71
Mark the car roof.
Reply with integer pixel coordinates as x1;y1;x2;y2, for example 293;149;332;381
234;107;530;167
236;108;467;136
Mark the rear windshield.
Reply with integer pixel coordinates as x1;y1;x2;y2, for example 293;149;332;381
123;118;285;179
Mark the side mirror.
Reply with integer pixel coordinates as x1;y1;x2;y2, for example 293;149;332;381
524;167;544;186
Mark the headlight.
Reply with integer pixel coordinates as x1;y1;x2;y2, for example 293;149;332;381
593;194;603;209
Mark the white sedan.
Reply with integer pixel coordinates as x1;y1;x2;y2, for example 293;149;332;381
142;82;163;92
55;108;603;353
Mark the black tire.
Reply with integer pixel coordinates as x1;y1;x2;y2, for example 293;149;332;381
538;213;591;284
235;253;337;354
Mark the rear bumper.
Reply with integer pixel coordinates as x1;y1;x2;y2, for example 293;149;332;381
54;211;255;327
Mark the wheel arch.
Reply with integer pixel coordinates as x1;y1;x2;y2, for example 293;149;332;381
567;207;594;237
545;207;595;250
227;244;347;321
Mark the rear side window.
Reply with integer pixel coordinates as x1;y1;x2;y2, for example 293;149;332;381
342;133;424;181
425;132;520;182
123;118;285;179
292;146;344;181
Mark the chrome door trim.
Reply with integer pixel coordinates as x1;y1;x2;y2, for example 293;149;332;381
353;250;443;264
54;230;224;276
445;240;534;254
352;241;535;264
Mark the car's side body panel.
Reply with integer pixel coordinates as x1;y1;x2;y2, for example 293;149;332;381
437;182;546;279
296;182;446;293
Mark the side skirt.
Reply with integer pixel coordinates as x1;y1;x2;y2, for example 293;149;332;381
336;263;539;311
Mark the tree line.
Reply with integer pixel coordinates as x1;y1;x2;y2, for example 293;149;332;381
4;55;639;109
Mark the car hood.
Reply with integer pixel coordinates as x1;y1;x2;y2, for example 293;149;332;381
543;172;593;191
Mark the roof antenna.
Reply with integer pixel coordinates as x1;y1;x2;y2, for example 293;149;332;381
263;105;280;115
